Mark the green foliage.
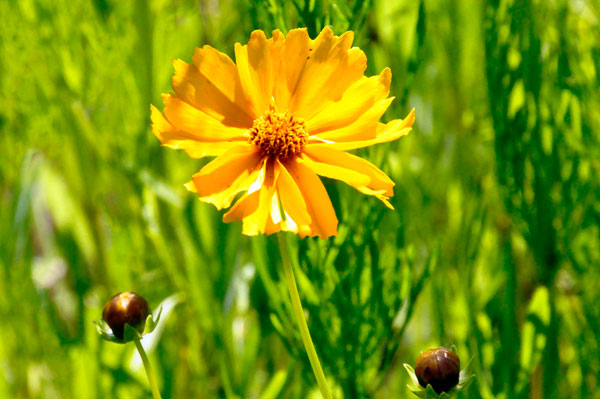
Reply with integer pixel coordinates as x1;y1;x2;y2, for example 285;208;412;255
0;0;598;398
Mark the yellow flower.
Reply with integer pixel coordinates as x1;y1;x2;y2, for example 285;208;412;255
151;28;414;239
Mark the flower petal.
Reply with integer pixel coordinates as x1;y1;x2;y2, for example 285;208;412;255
264;191;284;235
191;145;263;208
172;59;254;128
191;45;257;119
299;155;371;187
151;105;242;158
223;189;260;224
303;145;396;208
235;30;285;116
289;27;366;120
311;97;394;142
285;158;338;238
191;163;262;210
324;109;415;151
276;159;312;230
223;159;281;235
306;68;391;133
162;94;248;141
273;28;311;111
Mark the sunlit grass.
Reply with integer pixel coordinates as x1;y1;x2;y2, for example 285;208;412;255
1;0;598;398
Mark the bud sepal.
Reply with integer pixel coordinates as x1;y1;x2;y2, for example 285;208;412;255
95;306;162;344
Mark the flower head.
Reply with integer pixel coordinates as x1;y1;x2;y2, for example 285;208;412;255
96;292;161;343
404;347;474;398
415;348;460;394
151;28;414;238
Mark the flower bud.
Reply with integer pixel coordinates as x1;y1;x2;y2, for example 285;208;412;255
102;292;149;340
415;347;460;394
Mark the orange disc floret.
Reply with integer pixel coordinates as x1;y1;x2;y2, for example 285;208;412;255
248;107;309;160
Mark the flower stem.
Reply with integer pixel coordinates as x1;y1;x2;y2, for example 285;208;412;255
134;338;162;399
277;233;332;399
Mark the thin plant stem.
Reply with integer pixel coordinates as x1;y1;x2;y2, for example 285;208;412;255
277;233;332;399
134;338;162;399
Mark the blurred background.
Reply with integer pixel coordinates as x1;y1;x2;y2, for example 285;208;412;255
1;0;599;398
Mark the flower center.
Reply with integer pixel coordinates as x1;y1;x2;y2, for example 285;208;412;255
248;108;309;160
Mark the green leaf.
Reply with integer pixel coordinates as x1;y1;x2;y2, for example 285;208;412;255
517;286;550;392
259;369;288;399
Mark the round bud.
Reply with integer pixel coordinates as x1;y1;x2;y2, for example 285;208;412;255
102;292;149;340
415;347;460;394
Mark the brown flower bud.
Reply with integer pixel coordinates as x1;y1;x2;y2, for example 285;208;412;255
102;292;149;340
415;347;460;394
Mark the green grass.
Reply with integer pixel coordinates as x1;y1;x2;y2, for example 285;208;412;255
1;0;598;398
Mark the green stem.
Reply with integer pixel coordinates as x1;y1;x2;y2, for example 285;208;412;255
134;339;162;399
277;233;332;399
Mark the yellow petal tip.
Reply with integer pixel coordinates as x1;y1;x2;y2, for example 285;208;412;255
406;108;416;126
